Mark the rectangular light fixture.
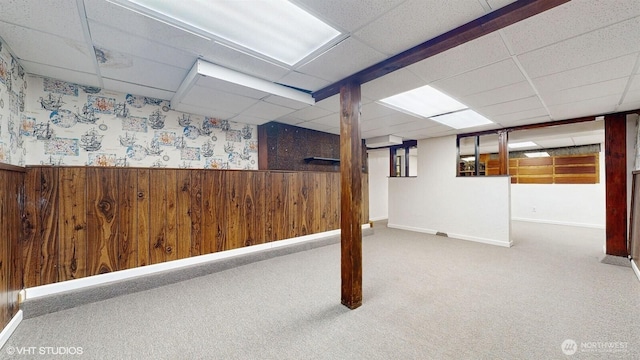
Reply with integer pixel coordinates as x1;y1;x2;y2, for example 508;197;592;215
172;59;315;110
524;152;550;158
461;156;476;161
430;110;493;129
509;141;538;149
379;85;467;119
108;0;341;66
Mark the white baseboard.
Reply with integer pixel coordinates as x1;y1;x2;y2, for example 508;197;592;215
633;260;640;283
387;223;512;248
0;310;22;350
369;216;388;222
25;224;371;301
512;217;605;229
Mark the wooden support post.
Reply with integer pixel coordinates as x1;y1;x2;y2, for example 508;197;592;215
498;130;509;175
339;81;363;309
604;113;628;257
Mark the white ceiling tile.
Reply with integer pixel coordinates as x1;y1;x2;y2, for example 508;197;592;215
229;114;269;126
477;96;544;117
516;17;640;79
406;32;511;83
88;21;195;70
0;0;86;41
99;55;188;91
276;71;330;92
102;78;174;100
309;113;340;127
180;85;259;114
490;108;550;125
240;101;297;120
387;119;440;134
502;0;640;54
432;59;526;97
263;95;311;110
460;81;536;108
171;103;237;120
195;75;270;100
20;60;101;87
541;78;627;106
0;23;95;73
362;69;426;100
314;94;341;111
278;105;334;122
197;42;291;82
324;127;341;135
293;0;406;32
547;94;621;120
531;54;637;94
486;0;517;10
504;116;552;127
361;113;417;132
363;127;399;139
621;88;640;105
354;0;486;55
361;102;403;121
297;37;386;82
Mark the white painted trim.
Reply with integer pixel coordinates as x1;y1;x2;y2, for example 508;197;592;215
511;217;605;229
25;224;370;301
632;260;640;283
368;216;388;222
387;224;512;247
0;310;22;350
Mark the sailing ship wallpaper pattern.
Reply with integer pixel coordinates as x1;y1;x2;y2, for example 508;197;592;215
22;75;258;169
0;41;27;166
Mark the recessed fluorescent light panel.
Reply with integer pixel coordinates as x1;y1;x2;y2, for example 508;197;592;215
461;156;476;161
509;141;538;149
110;0;341;66
379;85;467;119
430;110;493;130
524;152;550;158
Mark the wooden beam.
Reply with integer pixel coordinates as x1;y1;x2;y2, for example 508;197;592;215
498;130;509;175
312;0;570;102
340;81;363;309
604;113;628;257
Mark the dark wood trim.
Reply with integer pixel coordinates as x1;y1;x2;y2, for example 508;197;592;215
312;0;570;102
604;113;628;257
0;163;26;173
257;125;268;170
498;130;509;175
339;81;363;310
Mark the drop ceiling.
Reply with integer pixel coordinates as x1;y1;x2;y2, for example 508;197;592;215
0;0;638;142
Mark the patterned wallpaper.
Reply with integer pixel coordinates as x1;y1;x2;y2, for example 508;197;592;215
0;41;27;166
22;75;258;169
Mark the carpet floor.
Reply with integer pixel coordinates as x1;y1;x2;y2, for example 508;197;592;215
1;221;639;359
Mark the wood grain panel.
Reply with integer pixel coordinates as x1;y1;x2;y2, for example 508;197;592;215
225;172;243;250
604;114;627;256
518;176;553;184
189;170;203;256
555;166;596;174
176;170;192;259
149;170;166;265
117;169;137;270
518;167;553;175
86;168;118;275
58;168;87;281
22;168;40;288
9;171;24;318
0;170;7;327
554;176;597;184
165;170;178;262
518;157;553;166
136;169;150;267
555;155;596;165
39;167;59;284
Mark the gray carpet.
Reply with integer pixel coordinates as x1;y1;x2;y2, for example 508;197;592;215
2;221;639;359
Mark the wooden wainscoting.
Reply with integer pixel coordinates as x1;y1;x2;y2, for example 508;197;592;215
487;154;600;184
0;165;25;331
22;167;369;287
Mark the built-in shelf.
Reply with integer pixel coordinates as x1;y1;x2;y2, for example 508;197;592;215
304;156;340;164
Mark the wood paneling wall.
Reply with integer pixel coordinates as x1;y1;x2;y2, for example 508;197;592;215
0;166;24;331
486;154;600;184
22;167;369;288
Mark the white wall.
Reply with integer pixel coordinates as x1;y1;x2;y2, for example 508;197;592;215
367;148;390;221
511;146;606;229
388;136;512;247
